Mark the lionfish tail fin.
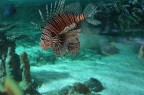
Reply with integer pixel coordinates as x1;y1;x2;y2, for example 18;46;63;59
84;3;101;25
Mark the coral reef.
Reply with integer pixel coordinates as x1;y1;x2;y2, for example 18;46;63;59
97;0;144;36
19;52;40;95
20;52;31;83
0;29;40;95
0;50;40;95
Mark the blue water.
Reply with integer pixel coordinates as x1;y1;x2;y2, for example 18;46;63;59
0;0;144;95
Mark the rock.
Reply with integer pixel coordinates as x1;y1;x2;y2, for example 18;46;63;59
73;82;90;94
59;85;73;95
59;78;104;95
59;83;90;95
84;78;104;92
101;43;119;55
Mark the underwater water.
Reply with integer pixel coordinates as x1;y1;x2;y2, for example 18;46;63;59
0;0;144;95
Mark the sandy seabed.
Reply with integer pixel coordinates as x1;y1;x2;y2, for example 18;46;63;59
15;42;144;95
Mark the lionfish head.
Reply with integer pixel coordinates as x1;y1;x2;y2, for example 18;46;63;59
40;40;51;50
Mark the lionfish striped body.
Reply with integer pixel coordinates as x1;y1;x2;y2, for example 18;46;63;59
43;13;85;34
31;0;98;56
41;13;84;52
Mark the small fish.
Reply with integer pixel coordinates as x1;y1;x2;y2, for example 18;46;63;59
2;4;16;17
32;0;100;56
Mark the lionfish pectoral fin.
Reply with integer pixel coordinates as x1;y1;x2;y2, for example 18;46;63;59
40;40;51;50
52;42;64;56
73;28;81;33
67;39;80;54
68;42;80;54
65;29;80;41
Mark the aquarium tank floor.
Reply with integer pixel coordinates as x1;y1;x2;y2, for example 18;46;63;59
15;42;144;95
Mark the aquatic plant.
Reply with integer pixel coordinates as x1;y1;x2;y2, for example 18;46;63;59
20;52;31;83
3;76;23;95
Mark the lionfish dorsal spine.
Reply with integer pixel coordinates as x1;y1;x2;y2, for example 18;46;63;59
46;4;49;20
52;1;58;17
55;0;65;15
31;22;43;30
38;9;44;23
45;0;66;20
49;3;53;18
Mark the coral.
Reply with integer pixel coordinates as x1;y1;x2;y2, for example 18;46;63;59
5;47;13;78
0;47;22;94
0;59;5;78
19;52;40;95
0;50;40;95
97;0;144;37
0;32;40;95
20;52;31;83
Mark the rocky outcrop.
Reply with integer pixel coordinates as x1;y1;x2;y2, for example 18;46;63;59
0;32;40;95
59;78;104;95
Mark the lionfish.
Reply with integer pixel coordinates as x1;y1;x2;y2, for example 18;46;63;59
31;0;100;56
